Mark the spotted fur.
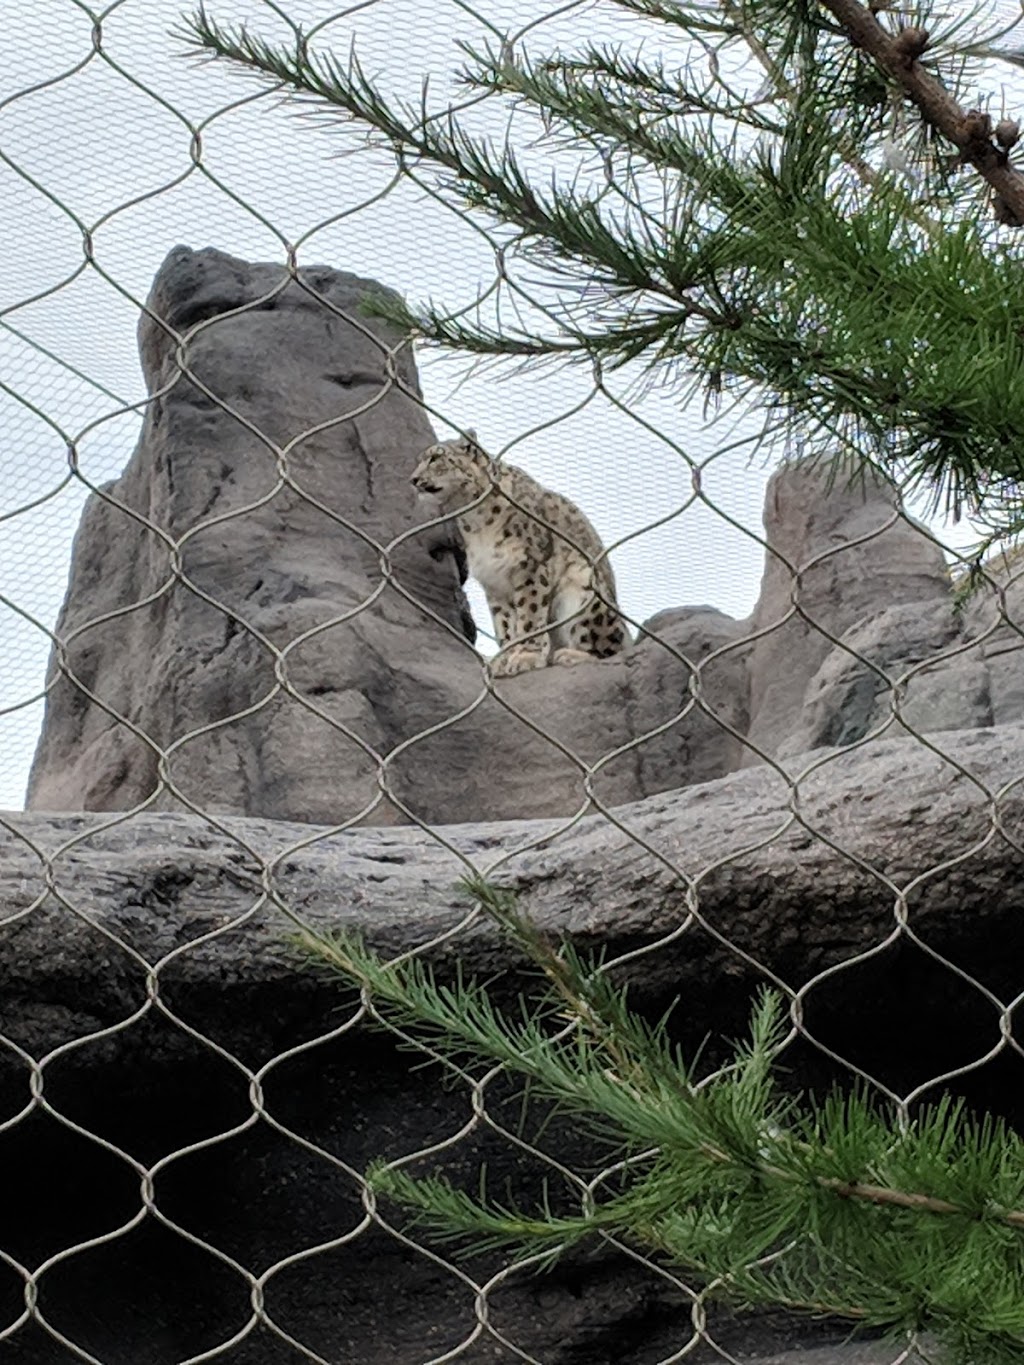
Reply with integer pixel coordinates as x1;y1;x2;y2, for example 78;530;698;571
411;432;628;677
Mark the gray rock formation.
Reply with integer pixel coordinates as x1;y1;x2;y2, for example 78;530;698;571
29;246;1013;830
961;553;1024;724
739;461;953;764
27;247;475;825
769;534;1024;763
7;724;1024;1062
25;247;751;826
3;726;1022;1363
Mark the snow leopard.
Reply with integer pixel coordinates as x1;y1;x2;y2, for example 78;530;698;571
411;432;628;677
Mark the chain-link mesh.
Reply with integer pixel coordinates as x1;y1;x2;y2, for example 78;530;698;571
2;2;1024;1362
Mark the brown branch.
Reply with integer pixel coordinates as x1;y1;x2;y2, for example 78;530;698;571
819;1176;1024;1227
819;0;1024;226
724;0;941;236
690;1118;1024;1231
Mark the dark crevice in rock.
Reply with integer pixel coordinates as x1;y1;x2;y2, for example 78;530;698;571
348;416;375;512
322;369;385;389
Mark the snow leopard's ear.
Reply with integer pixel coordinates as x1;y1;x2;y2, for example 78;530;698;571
458;428;485;459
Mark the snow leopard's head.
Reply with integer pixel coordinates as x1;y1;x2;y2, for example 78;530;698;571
411;431;496;509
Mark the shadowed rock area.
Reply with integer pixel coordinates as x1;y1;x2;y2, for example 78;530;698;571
4;727;1024;1363
8;247;1024;1362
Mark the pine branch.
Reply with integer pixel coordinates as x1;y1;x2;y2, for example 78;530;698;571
294;882;1024;1359
533;46;787;134
181;8;725;316
459;39;760;215
606;0;745;40
819;0;1024;224
181;0;1024;552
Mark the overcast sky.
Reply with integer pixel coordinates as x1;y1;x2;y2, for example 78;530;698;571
1;0;1020;809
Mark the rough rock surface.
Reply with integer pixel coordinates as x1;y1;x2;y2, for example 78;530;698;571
961;554;1024;724
773;545;1024;763
25;247;750;826
739;462;953;764
27;247;474;825
8;724;1024;1086
29;247;1024;829
3;727;1024;1362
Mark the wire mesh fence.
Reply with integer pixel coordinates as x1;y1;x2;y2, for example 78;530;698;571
3;1;1024;1362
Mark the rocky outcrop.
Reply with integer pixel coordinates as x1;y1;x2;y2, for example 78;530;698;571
3;725;1023;1363
25;247;753;826
26;248;475;825
773;546;1024;762
29;246;1021;830
961;554;1024;724
8;724;1024;1070
740;461;953;764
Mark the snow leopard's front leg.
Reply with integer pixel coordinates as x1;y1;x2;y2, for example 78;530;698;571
488;565;553;677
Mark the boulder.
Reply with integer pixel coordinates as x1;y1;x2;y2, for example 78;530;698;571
739;462;953;765
25;247;475;825
961;552;1024;725
774;541;1024;763
781;598;990;756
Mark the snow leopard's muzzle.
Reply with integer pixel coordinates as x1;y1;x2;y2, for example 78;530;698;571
410;460;444;495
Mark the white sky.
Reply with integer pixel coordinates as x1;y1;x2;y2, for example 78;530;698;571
1;0;1020;809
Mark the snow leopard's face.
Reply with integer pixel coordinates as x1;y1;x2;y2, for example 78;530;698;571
410;432;494;507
